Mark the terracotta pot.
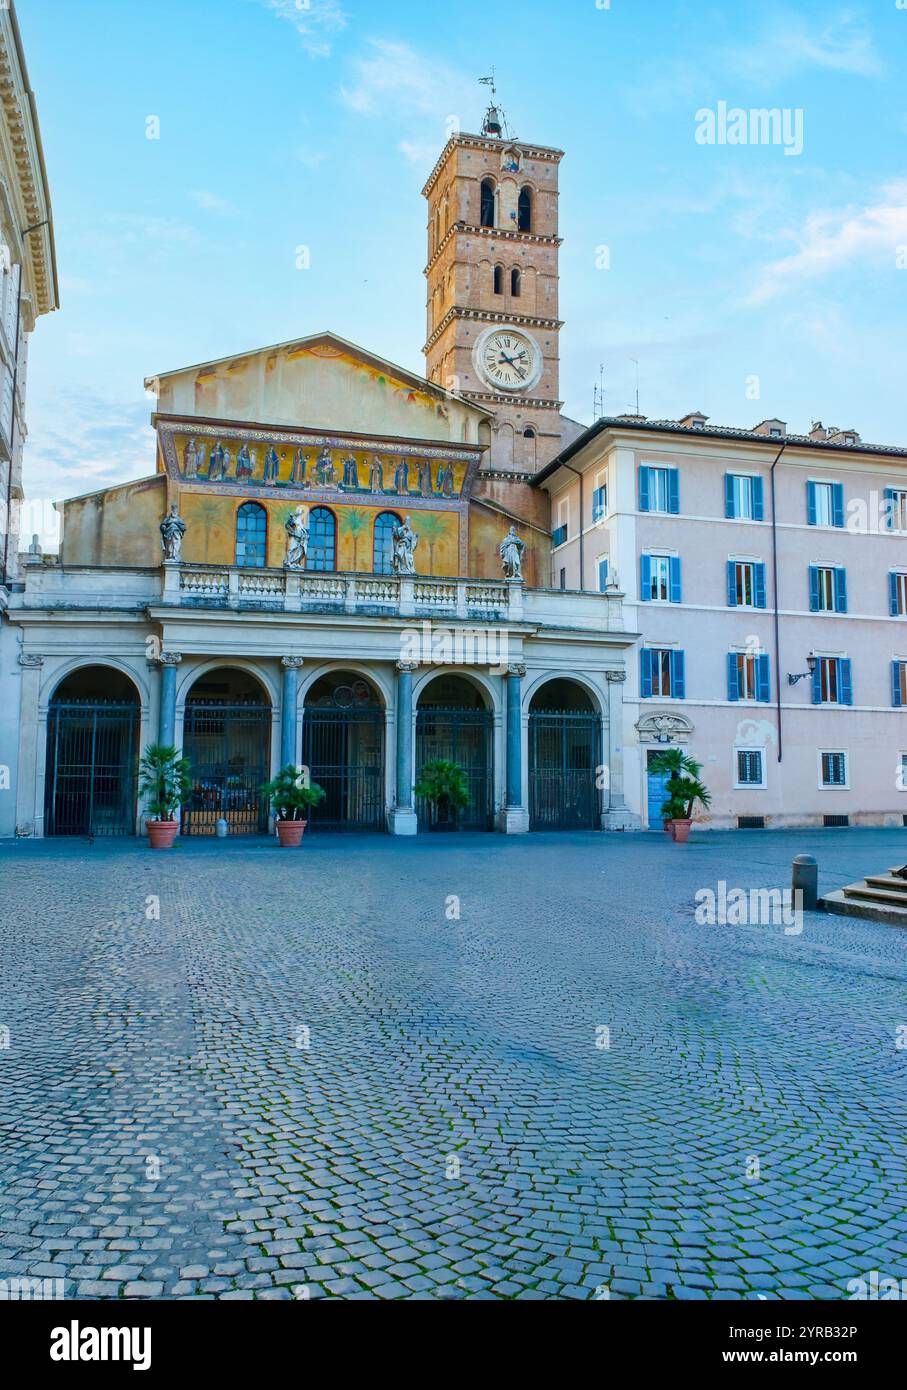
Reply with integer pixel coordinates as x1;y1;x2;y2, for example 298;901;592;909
671;818;692;843
276;818;307;848
663;819;673;833
147;819;179;850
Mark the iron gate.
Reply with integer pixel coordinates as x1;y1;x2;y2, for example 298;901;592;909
45;700;138;837
303;707;385;830
182;701;271;835
416;707;493;830
529;710;601;830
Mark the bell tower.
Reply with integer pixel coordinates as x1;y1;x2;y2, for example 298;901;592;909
422;101;564;474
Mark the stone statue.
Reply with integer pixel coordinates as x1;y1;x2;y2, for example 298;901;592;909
392;516;418;575
183;438;199;479
284;506;309;570
160;504;186;561
500;526;525;581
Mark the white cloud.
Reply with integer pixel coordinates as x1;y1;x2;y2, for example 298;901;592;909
727;13;882;82
258;0;347;58
748;180;907;304
340;38;475;127
23;388;155;511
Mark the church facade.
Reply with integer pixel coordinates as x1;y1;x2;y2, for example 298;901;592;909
0;114;642;840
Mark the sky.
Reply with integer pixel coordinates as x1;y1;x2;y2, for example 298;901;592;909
15;0;907;539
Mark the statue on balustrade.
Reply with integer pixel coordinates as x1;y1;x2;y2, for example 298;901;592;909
500;526;525;582
284;506;309;570
160;504;186;561
392;516;419;575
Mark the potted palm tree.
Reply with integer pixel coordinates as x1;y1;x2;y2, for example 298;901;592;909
649;749;711;842
415;758;469;831
139;744;191;849
262;766;326;846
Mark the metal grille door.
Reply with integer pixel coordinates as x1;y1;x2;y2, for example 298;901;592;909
416;707;493;830
303;708;385;830
182;701;271;835
45;701;138;837
529;711;601;830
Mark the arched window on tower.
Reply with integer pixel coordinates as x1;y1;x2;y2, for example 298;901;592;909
235;502;267;568
480;178;496;229
308;507;337;572
511;267;521;298
518;186;532;232
493;265;503;296
373;512;402;575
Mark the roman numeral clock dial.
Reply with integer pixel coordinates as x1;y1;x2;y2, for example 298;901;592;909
473;327;543;395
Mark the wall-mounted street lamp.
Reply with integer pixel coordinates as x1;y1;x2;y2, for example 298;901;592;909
788;652;817;687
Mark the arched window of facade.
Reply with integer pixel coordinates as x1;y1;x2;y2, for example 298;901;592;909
235;502;267;568
308;507;337;572
518;186;532;232
373;511;402;575
511;267;521;297
493;264;503;295
480;178;496;229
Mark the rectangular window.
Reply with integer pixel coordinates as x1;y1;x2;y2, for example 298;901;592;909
889;572;907;617
736;749;765;787
641;648;685;699
639;465;679;514
597;557;609;592
552;525;568;547
820;751;847;788
725;473;763;521
813;656;852;706
886;489;907;533
892;661;907;707
592;484;607;522
808;479;844;528
899;752;907;789
809;565;847;613
727;559;766;608
641;554;681;603
728;651;770;703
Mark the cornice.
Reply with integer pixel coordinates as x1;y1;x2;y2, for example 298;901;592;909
424;306;562;355
464;390;564;411
423;133;565;198
424;220;561;277
0;14;58;316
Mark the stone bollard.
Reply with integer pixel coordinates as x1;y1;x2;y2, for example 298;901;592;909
792;854;818;912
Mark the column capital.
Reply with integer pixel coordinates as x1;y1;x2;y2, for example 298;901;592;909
281;656;306;669
18;653;44;669
605;669;627;684
506;663;527;679
158;652;183;667
396;660;420;673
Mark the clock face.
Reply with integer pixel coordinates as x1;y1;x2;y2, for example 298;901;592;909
473;327;542;393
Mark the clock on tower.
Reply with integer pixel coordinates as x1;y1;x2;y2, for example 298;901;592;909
422;107;564;474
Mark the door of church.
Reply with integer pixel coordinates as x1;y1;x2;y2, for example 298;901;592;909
45;700;139;837
181;701;271;835
302;707;385;831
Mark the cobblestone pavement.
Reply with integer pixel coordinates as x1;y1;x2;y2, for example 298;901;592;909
2;828;907;1301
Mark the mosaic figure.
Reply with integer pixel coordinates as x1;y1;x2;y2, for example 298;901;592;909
316;447;336;487
235;444;253;481
393;458;409;495
417;458;433;496
291;448;309;486
183;438;200;479
206;441;226;481
368;456;384;492
263;446;281;485
341;455;360;490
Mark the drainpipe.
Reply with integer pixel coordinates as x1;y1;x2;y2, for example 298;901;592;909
769;444;787;763
559;460;585;589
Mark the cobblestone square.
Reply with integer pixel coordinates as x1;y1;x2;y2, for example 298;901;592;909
2;828;906;1301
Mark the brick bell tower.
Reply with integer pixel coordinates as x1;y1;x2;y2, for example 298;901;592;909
422;97;564;474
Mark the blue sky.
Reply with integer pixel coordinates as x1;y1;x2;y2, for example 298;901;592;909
17;0;907;521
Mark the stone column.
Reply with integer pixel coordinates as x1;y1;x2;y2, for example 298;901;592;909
499;663;529;834
280;657;304;769
15;653;44;838
601;669;639;830
158;653;182;747
390;661;418;835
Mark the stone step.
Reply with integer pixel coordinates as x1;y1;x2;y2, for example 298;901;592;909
843;883;907;907
865;875;907;894
822;887;907;927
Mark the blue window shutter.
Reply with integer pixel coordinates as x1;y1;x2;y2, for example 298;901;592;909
754;562;767;609
726;560;737;607
840;658;853;706
885;488;895;531
757;653;770;703
668;469;680;515
640;554;651;600
807;480;817;526
639;467;650;512
640;649;653;698
893;661;903;708
727;653;740;702
670;556;682;604
671;649;685;699
890;572;901;617
811;663;822;705
725;474;736;518
752;476;765;522
808;565;820;612
835;568;847;613
832;483;845;529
